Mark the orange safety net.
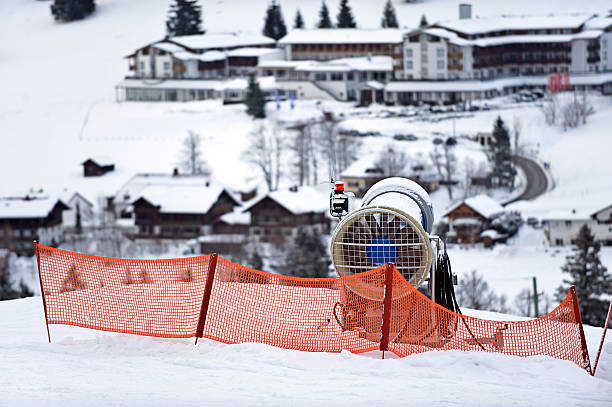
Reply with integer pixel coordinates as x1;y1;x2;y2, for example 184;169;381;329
34;244;592;371
35;244;212;338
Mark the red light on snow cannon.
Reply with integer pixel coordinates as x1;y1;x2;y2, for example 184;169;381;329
334;181;344;192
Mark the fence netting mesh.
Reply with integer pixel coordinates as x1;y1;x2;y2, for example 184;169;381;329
35;244;590;370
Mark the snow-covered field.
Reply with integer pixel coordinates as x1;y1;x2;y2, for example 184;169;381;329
2;296;611;405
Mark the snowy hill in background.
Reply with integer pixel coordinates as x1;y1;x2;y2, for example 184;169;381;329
1;296;611;405
1;0;612;195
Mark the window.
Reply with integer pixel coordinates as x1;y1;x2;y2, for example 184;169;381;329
437;47;444;57
330;72;343;81
314;72;326;81
406;61;413;69
437;60;444;69
347;72;354;80
139;62;145;70
421;54;428;63
406;49;413;57
437;73;445;79
565;220;572;227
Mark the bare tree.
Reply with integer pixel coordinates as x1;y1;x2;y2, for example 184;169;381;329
442;143;457;200
514;288;532;317
456;270;508;312
317;121;360;181
179;130;211;175
375;144;408;176
541;94;558;126
246;123;284;191
462;157;476;199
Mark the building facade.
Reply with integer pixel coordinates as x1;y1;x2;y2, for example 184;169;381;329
0;197;68;255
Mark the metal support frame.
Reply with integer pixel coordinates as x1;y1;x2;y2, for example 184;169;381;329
380;263;394;355
33;242;51;343
195;254;218;344
570;286;592;374
592;301;612;376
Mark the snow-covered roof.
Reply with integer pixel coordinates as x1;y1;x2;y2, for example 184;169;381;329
198;234;247;243
152;42;186;54
83;156;114;166
435;14;590;36
341;156;384;178
480;229;507;240
117;79;226;91
244;186;329;215
422;26;602;47
0;197;65;219
116;174;238;214
168;33;275;51
584;16;612;30
363;80;385;90
226;47;282;57
259;56;392;73
219;208;251;225
452;217;483;226
173;50;227;62
444;194;504;219
542;209;591;221
257;60;312;69
278;29;407;45
219;76;277;91
385;72;612;93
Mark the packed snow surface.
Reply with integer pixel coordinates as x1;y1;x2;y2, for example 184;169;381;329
1;297;611;405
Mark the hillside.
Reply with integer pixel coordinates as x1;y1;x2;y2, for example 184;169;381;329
1;296;611;405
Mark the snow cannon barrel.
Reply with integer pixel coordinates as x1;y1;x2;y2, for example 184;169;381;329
330;177;435;342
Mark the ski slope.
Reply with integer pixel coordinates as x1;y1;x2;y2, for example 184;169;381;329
1;297;611;405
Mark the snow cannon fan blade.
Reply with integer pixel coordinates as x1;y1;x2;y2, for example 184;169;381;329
330;177;434;301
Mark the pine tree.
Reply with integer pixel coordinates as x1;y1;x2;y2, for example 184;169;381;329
245;74;266;118
557;225;612;326
419;14;429;27
51;0;96;23
122;268;134;285
293;9;305;29
262;1;287;41
140;268;153;284
381;0;399;28
317;1;333;28
166;0;205;37
283;228;330;278
489;116;514;189
75;202;82;234
248;250;264;270
336;0;357;28
60;264;87;293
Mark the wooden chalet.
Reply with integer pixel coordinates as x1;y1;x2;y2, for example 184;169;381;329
82;157;115;177
120;174;239;239
243;186;331;246
443;194;504;244
0;197;68;255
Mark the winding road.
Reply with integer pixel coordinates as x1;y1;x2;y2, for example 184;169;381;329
504;156;549;205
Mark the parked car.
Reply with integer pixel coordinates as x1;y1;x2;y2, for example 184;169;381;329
432;137;444;145
394;134;418;141
364;131;382;137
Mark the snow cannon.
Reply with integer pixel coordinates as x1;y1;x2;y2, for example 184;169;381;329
329;177;454;344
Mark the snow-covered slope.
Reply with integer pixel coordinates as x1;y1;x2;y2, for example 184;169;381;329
2;297;611;405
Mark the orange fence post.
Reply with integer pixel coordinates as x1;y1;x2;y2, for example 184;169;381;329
195;253;218;344
33;242;51;343
379;263;394;353
591;301;612;377
570;286;592;374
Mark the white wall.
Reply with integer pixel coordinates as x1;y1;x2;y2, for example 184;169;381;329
275;81;335;100
601;33;612;71
571;39;588;73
